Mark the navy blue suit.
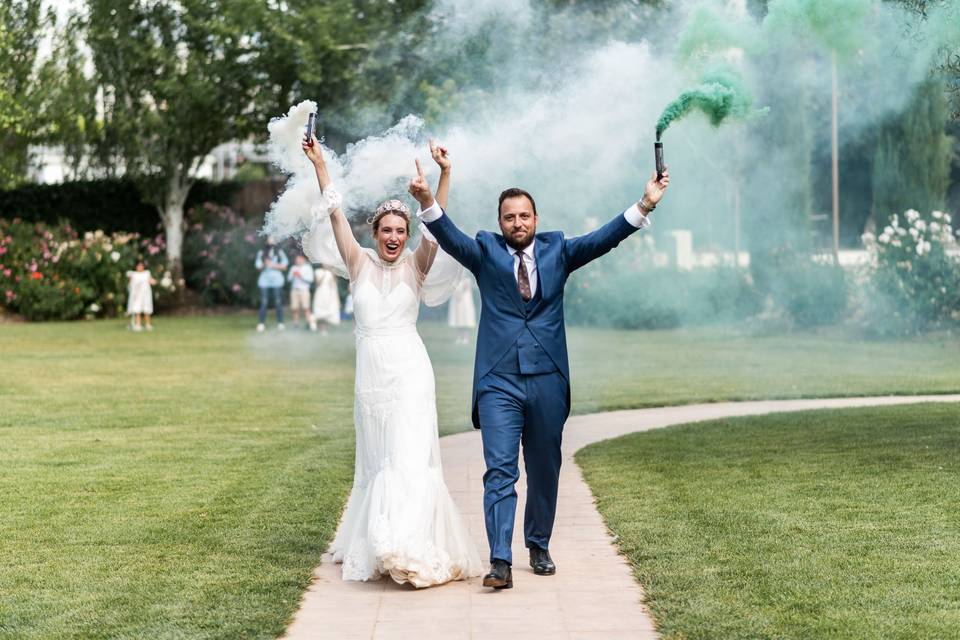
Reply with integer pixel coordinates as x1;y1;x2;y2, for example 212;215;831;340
426;210;641;563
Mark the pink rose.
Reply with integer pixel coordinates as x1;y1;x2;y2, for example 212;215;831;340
3;269;11;278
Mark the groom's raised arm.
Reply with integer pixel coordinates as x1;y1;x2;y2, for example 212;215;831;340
563;204;650;272
418;201;483;274
564;169;671;272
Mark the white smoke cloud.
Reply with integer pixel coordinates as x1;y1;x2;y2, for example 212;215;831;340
263;0;956;247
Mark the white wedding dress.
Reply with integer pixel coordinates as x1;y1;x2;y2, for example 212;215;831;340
303;199;483;588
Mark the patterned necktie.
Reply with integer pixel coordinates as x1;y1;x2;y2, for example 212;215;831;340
516;251;532;301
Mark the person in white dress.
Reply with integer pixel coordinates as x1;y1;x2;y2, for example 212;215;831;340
310;265;341;334
126;260;156;332
300;135;482;588
447;275;476;345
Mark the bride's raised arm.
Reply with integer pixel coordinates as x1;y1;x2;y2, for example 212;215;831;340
302;134;363;279
412;140;452;276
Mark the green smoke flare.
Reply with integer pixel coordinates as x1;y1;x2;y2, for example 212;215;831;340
656;68;757;139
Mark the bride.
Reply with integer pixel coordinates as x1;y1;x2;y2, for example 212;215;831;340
300;134;482;588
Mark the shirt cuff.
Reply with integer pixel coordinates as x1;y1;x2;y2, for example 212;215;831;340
417;200;444;223
623;203;652;229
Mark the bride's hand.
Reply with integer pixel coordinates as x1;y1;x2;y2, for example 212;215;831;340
429;138;450;171
408;159;435;209
302;134;325;166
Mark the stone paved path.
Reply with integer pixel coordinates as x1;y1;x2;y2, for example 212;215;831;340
283;394;960;639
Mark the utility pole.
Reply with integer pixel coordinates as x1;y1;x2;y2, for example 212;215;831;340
831;51;841;259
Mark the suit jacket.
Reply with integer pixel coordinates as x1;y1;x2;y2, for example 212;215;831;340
426;210;641;428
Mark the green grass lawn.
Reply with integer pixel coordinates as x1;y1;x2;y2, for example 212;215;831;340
0;314;958;638
577;403;960;640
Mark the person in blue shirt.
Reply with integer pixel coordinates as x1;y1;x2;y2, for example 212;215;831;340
255;236;289;332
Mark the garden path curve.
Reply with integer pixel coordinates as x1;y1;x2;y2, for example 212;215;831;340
283;394;960;640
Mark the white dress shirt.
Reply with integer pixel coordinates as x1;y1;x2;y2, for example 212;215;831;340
417;200;651;297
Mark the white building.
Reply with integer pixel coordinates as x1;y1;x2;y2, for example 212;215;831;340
26;141;272;185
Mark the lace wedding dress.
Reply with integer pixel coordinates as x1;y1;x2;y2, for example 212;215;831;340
303;196;483;588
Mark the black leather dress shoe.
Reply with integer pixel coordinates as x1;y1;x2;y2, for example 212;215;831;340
482;559;513;589
529;547;556;575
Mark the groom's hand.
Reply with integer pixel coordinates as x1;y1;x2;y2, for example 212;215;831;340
641;167;670;210
408;159;436;209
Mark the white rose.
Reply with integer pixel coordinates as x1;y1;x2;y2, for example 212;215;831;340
906;209;920;223
110;251;121;262
931;222;941;233
915;219;926;231
933;211;943;219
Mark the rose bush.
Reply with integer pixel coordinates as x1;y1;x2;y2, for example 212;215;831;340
859;209;960;335
0;219;177;321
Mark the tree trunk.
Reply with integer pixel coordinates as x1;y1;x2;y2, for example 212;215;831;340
157;168;192;279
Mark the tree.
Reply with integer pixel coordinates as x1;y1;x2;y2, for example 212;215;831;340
85;0;283;275
36;14;100;181
252;0;430;145
83;0;438;273
0;1;50;188
872;79;953;217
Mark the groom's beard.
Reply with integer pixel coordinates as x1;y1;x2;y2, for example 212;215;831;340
503;229;536;251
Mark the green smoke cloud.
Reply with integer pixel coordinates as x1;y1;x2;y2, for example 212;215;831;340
675;2;758;65
762;0;874;59
656;67;759;139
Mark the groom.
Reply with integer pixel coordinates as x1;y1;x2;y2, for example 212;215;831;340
409;157;670;589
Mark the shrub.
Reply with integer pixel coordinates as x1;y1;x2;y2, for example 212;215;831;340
859;209;960;335
566;265;762;330
182;203;273;307
770;254;848;329
0;178;240;236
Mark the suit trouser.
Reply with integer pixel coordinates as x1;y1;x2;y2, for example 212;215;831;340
476;369;569;564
